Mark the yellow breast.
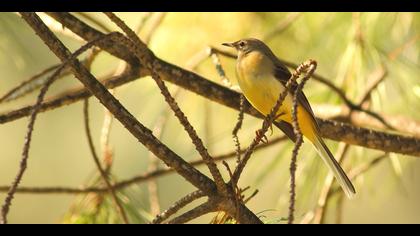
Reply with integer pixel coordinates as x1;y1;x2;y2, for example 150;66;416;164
236;51;317;141
236;51;290;117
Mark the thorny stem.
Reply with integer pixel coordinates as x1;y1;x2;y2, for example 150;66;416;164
151;190;205;224
288;59;317;224
232;95;245;163
167;201;215;224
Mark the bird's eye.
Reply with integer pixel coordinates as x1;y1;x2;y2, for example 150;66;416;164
238;41;246;48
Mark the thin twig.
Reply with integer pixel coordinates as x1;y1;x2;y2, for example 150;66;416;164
210;51;232;87
75;12;112;33
0;69;56;224
0;68;139;125
143;12;166;45
100;97;115;173
0;64;61;103
232;95;245;163
288;59;317;224
357;65;387;106
280;60;396;130
0;136;287;195
151;190;205;224
83;99;130;224
146;91;181;216
167;201;216;224
135;12;153;34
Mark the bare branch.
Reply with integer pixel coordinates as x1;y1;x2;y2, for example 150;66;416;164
83;99;129;224
0;66;55;224
0;64;61;103
232;95;245;163
167;200;215;224
0;136;287;195
152;190;205;224
0;68;140;125
314;104;420;138
143;12;166;45
288;59;317;224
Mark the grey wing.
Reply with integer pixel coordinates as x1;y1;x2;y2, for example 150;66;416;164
273;61;320;130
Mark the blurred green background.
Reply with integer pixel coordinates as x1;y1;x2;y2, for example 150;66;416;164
0;12;419;223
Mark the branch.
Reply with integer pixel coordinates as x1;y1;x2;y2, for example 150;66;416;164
318;119;420;156
142;12;166;45
0;68;140;124
46;12;140;66
0;64;61;103
83;99;129;224
314;104;420;138
0;63;55;224
0;136;286;195
152;190;205;224
167;201;215;224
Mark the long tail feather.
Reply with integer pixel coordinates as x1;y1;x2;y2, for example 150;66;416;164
311;135;356;199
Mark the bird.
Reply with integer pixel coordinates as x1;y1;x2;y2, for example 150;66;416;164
222;38;356;198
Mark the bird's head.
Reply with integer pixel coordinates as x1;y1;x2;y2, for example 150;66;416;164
222;38;272;58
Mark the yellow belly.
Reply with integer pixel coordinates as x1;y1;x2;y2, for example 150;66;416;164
237;70;317;141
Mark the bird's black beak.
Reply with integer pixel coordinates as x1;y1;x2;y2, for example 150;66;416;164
222;42;235;48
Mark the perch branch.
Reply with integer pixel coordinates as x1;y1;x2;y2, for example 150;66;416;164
167;200;215;224
152;190;205;224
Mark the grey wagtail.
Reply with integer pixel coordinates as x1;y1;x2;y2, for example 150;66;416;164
222;38;356;198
